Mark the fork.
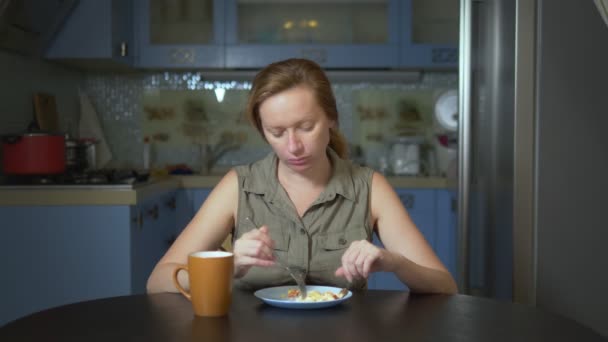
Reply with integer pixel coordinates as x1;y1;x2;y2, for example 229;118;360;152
245;217;307;299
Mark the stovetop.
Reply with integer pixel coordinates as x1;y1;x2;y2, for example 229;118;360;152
0;169;150;189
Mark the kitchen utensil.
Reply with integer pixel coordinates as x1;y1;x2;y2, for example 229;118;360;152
79;89;112;168
33;93;59;132
245;216;307;299
1;133;65;174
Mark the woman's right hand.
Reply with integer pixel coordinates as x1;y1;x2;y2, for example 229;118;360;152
233;225;276;278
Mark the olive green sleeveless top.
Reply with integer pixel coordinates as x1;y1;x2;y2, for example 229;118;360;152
233;148;374;291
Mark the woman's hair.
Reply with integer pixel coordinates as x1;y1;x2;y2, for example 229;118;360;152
245;58;348;159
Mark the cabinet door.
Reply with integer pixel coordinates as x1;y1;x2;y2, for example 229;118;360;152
400;0;459;68
174;188;212;234
368;189;437;291
135;0;224;68
0;206;132;326
225;0;399;68
436;189;457;281
45;0;134;65
130;191;177;294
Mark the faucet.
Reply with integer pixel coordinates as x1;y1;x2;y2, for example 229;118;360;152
200;131;246;174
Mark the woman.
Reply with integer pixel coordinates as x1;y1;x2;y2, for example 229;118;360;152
146;58;457;294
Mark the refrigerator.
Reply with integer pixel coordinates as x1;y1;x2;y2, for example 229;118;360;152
458;0;608;336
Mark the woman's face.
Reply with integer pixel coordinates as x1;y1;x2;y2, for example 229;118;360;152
258;86;335;173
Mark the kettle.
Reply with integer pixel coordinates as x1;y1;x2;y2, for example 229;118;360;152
387;136;425;176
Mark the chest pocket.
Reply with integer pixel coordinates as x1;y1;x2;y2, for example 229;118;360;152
313;226;369;271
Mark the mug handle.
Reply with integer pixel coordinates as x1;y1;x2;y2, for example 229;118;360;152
172;265;191;300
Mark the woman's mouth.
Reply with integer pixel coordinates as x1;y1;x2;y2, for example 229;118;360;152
288;157;307;166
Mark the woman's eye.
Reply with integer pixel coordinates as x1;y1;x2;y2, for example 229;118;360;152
300;124;314;131
270;130;283;137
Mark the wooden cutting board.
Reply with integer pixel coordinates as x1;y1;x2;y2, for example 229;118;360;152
33;93;59;132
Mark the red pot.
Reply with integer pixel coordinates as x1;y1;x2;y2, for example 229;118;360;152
2;133;66;174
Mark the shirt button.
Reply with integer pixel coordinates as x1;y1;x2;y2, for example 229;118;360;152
338;238;347;245
300;228;306;235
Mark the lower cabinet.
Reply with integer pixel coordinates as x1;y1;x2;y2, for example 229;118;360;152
175;188;212;235
368;188;457;291
0;190;177;326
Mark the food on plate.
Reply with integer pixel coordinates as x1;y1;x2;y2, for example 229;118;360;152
285;289;346;302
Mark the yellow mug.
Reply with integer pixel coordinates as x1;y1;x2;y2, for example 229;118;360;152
173;251;234;317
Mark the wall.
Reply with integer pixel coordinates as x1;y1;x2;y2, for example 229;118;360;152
0;51;83;136
82;71;458;174
536;0;608;337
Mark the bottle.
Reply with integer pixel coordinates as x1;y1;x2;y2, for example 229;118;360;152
143;136;150;170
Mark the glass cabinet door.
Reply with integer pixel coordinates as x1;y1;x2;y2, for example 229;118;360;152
225;0;399;68
136;0;224;68
401;0;459;68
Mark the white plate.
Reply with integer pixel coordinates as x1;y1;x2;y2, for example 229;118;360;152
254;285;352;309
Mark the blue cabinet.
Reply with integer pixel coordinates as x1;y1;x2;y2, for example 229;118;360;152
0;190;177;326
175;188;212;234
45;0;134;66
399;0;459;68
224;0;400;68
131;190;178;293
369;189;437;291
46;0;458;69
134;0;224;68
436;189;457;281
368;188;457;291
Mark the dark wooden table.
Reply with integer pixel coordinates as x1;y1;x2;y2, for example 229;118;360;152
0;290;605;342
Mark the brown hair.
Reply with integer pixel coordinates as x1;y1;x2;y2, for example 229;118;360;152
245;58;348;159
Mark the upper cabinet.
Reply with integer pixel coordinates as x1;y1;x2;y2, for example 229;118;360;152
45;0;459;70
45;0;134;67
400;0;459;68
224;0;400;68
134;0;224;68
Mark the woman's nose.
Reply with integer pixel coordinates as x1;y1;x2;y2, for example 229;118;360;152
287;132;303;153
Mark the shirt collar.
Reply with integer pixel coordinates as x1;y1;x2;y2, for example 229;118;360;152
241;148;356;202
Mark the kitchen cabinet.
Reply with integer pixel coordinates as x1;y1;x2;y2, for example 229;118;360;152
0;190;177;326
45;0;134;67
224;0;400;68
134;0;224;68
175;188;212;235
399;0;459;68
45;0;457;69
368;188;457;291
435;189;457;281
368;189;436;291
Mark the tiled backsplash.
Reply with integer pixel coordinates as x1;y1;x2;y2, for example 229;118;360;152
82;71;457;174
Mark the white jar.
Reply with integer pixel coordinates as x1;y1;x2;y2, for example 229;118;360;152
388;136;425;176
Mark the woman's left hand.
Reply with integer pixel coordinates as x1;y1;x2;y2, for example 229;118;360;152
334;240;394;283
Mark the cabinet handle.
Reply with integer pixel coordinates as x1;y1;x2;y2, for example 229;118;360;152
120;42;128;57
399;193;415;209
165;197;176;210
132;211;143;231
300;48;327;64
147;205;159;220
169;48;195;64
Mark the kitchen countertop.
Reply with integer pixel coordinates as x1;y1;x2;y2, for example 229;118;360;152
0;175;454;206
0;178;181;206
